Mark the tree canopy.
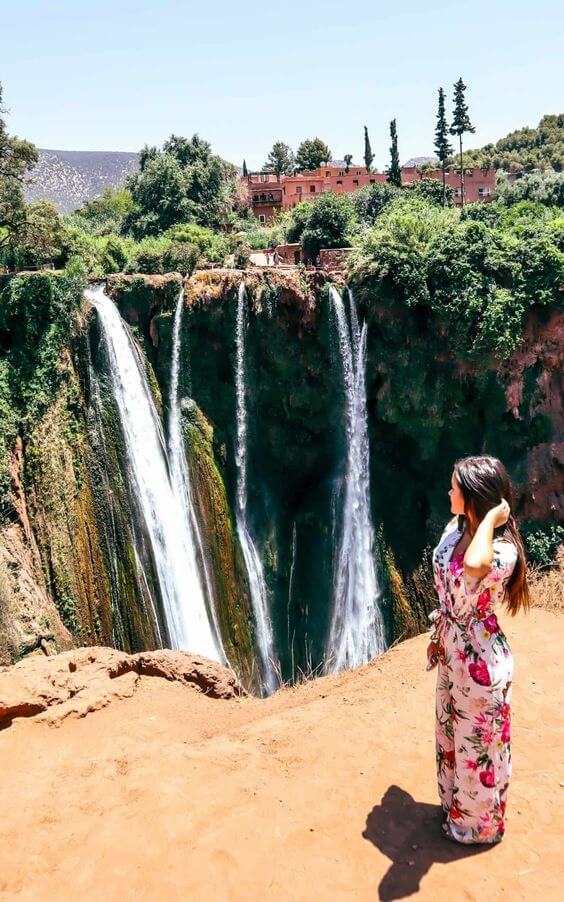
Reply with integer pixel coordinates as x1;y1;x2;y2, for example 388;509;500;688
456;114;564;173
387;120;402;187
124;134;237;237
264;141;295;175
295;138;331;172
0;83;38;250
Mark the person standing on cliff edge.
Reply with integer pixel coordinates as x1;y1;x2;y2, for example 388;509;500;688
426;455;530;844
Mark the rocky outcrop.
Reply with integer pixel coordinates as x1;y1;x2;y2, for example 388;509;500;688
0;645;247;729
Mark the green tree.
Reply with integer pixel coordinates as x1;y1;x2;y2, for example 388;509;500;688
125;154;190;236
125;134;236;236
242;159;248;178
364;127;374;173
295;138;331;172
0;83;38;251
351;182;400;224
264;141;295;176
450;77;475;208
409;178;454;207
344;154;353;174
73;187;134;234
434;87;453;207
387;119;402;187
299;193;355;261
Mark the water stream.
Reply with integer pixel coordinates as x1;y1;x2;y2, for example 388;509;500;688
325;285;387;672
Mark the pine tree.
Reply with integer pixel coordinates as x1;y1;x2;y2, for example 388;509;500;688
364;127;374;173
387;119;401;187
242;159;248;178
434;88;453;207
450;77;475;207
264;141;295;176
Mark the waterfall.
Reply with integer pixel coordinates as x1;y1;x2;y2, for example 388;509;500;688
235;282;279;695
168;290;225;658
85;285;224;663
325;285;386;673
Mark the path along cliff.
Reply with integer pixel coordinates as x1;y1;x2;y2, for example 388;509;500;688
1;600;561;901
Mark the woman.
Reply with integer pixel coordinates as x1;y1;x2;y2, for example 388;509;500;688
427;455;530;844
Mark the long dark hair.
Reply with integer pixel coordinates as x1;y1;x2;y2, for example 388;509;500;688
453;455;530;615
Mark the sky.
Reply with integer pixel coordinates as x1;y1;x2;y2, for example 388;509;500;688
2;0;563;170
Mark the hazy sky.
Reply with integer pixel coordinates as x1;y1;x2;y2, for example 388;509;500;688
2;0;563;169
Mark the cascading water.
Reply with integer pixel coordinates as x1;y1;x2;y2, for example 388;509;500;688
168;290;225;658
85;285;224;663
325;285;387;673
235;282;279;695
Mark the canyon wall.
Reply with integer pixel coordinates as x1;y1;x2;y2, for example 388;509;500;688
0;268;561;685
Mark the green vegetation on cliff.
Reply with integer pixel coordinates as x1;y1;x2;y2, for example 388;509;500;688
0;263;86;515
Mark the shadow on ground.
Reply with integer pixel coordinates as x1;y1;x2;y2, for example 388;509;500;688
363;785;493;900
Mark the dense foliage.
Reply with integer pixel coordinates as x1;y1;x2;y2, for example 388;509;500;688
0;83;39;256
0;262;86;515
264;141;295;176
295;138;332;172
348;194;564;359
458;114;564;172
124;134;237;236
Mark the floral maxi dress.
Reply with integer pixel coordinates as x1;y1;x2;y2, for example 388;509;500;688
429;517;518;844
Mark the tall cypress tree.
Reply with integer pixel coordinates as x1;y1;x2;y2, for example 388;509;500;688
344;154;353;173
434;87;453;207
387;119;401;187
449;77;475;208
364;126;374;173
242;158;248;178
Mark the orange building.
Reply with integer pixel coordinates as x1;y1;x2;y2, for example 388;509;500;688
244;163;495;222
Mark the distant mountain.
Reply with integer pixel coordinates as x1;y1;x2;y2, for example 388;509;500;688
403;155;438;168
24;149;139;213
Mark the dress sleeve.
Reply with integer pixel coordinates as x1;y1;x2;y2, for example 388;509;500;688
463;537;519;601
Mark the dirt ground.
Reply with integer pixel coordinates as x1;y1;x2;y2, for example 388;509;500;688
1;606;561;900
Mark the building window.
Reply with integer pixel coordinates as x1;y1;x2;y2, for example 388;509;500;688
253;194;259;202
356;170;362;175
325;171;330;177
295;185;302;194
353;179;359;185
260;174;269;182
268;193;274;201
478;187;491;197
338;171;344;176
310;185;316;193
260;193;266;202
370;179;375;184
336;180;342;185
259;214;266;223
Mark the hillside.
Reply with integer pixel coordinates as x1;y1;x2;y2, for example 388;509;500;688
24;149;139;213
457;114;564;172
1;602;561;900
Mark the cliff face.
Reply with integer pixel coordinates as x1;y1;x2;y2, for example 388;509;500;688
0;268;560;679
108;269;562;678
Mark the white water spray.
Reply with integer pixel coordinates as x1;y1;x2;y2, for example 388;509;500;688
86;285;223;662
325;285;386;672
235;282;279;694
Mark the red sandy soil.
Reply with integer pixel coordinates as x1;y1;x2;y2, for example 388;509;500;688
1;607;561;901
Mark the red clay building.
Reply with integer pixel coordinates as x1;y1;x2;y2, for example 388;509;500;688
244;163;495;222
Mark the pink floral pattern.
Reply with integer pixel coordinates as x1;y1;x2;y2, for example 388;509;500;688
429;518;518;844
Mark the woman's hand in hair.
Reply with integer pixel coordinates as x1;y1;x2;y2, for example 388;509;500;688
487;498;511;528
464;498;510;578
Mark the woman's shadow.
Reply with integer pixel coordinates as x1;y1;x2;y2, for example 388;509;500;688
363;785;492;900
